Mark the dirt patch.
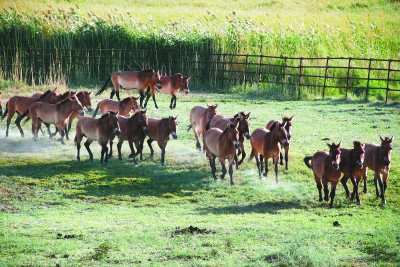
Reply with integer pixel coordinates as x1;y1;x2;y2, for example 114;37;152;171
172;226;215;236
57;233;83;239
333;221;341;227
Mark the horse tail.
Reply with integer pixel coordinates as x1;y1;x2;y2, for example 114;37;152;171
92;103;100;118
205;119;212;131
96;75;112;96
1;102;8;120
303;156;313;169
248;149;255;161
186;124;192;132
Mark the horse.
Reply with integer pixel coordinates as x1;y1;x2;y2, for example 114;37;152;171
361;136;393;204
96;70;162;108
204;122;240;185
207;111;251;169
304;142;342;208
187;104;218;151
112;110;148;164
146;116;178;165
249;121;290;183
145;73;190;109
266;115;294;170
92;96;140;118
29;95;85;144
0;92;3;117
75;111;121;164
339;141;366;205
1;88;60;137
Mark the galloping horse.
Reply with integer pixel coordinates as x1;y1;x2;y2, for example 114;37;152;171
2;88;60;137
96;70;162;108
29;95;85;144
204;122;240;185
249;122;290;183
75;111;121;164
266;115;294;170
304;142;342;208
362;136;393;204
92;96;140;118
146;116;178;165
146;73;190;109
187;104;218;151
340;141;365;205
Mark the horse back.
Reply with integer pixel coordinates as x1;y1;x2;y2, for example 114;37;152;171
204;128;223;156
266;120;278;130
190;106;208;126
210;114;230;131
311;151;329;180
117;115;129;141
77;116;100;141
147;117;162;141
364;143;382;172
99;99;119;115
250;128;269;155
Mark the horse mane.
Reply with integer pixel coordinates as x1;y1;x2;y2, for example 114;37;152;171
353;141;362;147
141;69;154;73
120;97;132;104
269;122;277;132
99;113;110;121
39;90;51;100
56;97;72;106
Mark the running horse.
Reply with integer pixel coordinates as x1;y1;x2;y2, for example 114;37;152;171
266;115;294;170
249;121;290;183
362;136;393;204
145;73;190;109
204;122;240;185
187;104;218;151
96;70;162;108
92;96;140;118
304;142;342;208
75;111;121;164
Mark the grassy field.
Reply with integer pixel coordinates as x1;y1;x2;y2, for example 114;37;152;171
0;89;399;267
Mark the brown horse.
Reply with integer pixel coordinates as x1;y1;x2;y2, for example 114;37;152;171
207;112;251;168
304;142;342;208
146;73;190;109
96;70;162;108
146;116;178;165
362;136;393;204
75;111;121;164
340;141;366;205
204;122;240;185
1;88;60;137
29;95;85;144
249;122;290;183
112;110;148;164
266;115;294;170
92;96;140;118
187;104;218;151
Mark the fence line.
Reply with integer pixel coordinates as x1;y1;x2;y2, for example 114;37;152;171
1;48;399;102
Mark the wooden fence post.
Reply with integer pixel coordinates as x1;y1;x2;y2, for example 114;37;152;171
322;57;329;99
366;58;372;101
282;57;287;92
222;53;226;88
257;55;263;90
243;54;249;91
386;60;392;104
345;57;352;98
29;47;34;85
298;57;303;99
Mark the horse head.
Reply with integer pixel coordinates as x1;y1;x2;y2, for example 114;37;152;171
153;71;162;90
206;104;218;121
352;141;365;169
380;135;394;166
168;116;178;139
181;75;191;94
137;109;148;134
130;96;141;112
236;111;251;140
77;91;93;112
106;111;121;136
273;121;290;148
282;115;294;140
327;141;341;170
224;122;240;148
69;95;85;116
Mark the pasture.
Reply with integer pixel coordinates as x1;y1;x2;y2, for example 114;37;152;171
0;90;399;267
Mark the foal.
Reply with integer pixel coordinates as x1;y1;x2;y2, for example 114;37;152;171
362;136;393;204
340;141;365;205
204;122;240;185
249;121;290;183
75;111;121;164
304;142;342;208
188;104;218;151
93;96;140;118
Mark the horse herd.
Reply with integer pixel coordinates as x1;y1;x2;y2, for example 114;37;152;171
0;70;394;208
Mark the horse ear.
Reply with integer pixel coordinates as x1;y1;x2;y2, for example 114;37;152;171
187;76;191;81
281;121;287;128
214;104;218;108
115;111;119;116
290;115;295;121
327;142;332;149
175;115;178;120
390;136;394;142
338;141;342;148
275;121;280;128
89;91;93;95
246;112;251;118
379;135;384;142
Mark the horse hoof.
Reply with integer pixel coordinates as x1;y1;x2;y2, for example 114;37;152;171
363;190;367;194
346;195;351;199
89;157;93;161
220;175;225;180
263;173;268;177
128;154;133;158
329;204;334;208
77;157;80;161
230;183;235;186
357;201;362;205
119;157;122;160
382;199;387;204
280;162;284;166
319;198;323;202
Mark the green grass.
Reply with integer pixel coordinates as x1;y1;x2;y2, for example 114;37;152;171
0;89;400;266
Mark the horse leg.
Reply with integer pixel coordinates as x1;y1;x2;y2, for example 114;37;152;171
219;158;227;180
173;95;177;109
159;142;166;165
329;181;339;208
100;144;108;164
108;140;113;159
362;168;368;193
152;95;158;109
117;140;123;160
285;148;289;170
341;175;351;199
274;159;279;183
323;180;329;202
84;140;94;161
138;138;145;160
43;122;52;138
377;172;386;204
373;172;380;198
279;151;284;166
56;123;66;144
255;153;262;179
116;90;120;101
383;172;388;194
15;114;24;137
6;118;11;137
147;139;154;159
76;140;81;161
110;90;115;99
206;151;217;180
263;156;269;177
128;140;137;164
238;144;246;165
228;159;234;185
350;177;361;205
315;177;323;202
234;153;239;170
139;91;145;108
169;96;174;109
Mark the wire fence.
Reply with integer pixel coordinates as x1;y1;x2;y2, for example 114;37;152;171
1;47;400;102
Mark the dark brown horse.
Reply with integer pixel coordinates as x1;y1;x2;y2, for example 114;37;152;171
340;141;365;205
362;136;393;204
266;115;294;170
92;96;140;118
147;116;178;165
75;111;121;164
146;73;190;109
249;122;290;183
204;122;240;185
29;95;85;144
304;142;342;208
187;104;218;151
96;70;162;108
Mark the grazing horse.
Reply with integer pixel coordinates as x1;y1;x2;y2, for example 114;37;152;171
0;92;3;117
187;104;218;151
113;110;148;164
92;96;140;118
207;111;251;168
146;116;178;165
204;122;240;185
29;96;85;144
340;141;366;205
2;88;60;137
362;136;393;204
249;122;290;183
304;142;342;208
266;115;294;170
96;70;162;108
146;73;190;109
75;111;121;164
